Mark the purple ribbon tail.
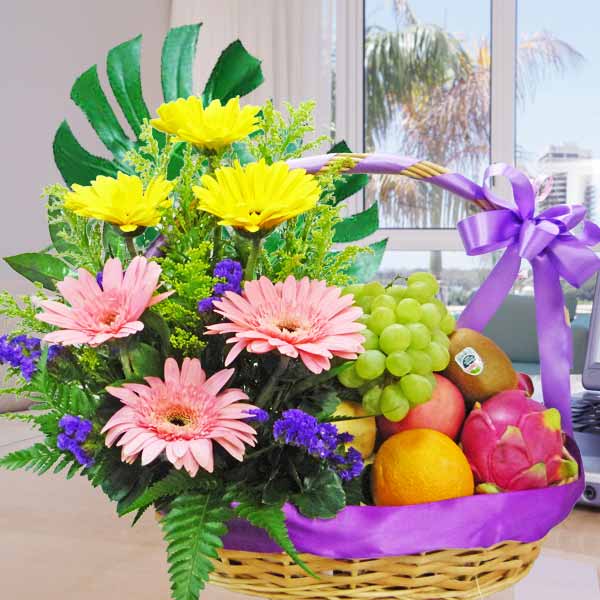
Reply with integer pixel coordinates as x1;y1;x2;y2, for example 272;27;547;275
457;245;521;332
532;255;574;435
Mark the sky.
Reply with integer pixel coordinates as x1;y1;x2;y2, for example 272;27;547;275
366;0;600;160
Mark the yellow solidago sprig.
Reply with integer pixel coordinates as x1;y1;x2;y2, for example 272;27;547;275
64;172;174;233
193;159;321;235
151;96;260;151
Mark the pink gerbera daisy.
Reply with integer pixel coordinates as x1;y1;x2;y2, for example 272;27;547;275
101;357;257;476
36;257;172;347
206;275;365;374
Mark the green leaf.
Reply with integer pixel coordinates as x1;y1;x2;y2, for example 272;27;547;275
102;222;128;261
48;196;78;255
161;23;201;102
162;492;231;600
141;311;172;355
234;496;316;578
344;238;388;283
129;342;163;378
107;34;151;138
202;40;264;103
291;469;345;519
328;140;369;204
119;469;216;516
53;121;120;187
70;65;132;158
0;443;65;475
3;252;71;290
333;202;379;243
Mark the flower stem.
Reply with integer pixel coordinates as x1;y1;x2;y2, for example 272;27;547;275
118;344;134;380
243;236;262;281
256;355;290;408
126;236;138;259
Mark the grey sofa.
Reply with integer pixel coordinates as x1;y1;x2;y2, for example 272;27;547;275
482;294;588;375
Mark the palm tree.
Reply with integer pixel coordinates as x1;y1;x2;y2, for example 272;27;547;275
365;0;584;231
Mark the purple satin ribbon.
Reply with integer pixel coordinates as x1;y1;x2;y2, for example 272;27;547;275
457;163;600;435
228;155;597;559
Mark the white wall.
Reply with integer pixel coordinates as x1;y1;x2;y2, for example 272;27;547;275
0;0;171;293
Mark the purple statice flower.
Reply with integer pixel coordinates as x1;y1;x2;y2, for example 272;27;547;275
57;414;95;468
198;297;217;313
337;447;364;481
245;408;270;423
272;409;363;480
0;334;42;381
95;271;104;290
47;344;62;363
198;259;243;314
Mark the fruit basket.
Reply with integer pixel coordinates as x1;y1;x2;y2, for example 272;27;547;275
0;24;595;600
205;153;588;600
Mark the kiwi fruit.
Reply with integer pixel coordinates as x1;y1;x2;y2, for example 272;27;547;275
443;328;518;406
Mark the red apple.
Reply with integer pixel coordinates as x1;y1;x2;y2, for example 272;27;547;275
377;374;466;440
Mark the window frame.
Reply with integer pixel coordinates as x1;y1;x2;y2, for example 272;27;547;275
335;0;517;251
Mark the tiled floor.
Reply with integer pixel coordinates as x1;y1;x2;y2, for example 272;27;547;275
1;416;599;600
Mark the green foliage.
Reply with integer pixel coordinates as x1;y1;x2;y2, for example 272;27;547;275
233;492;315;577
45;187;106;271
248;100;329;164
156;242;214;357
0;443;75;476
29;375;98;419
123;120;175;184
333;203;379;243
343;239;388;282
53;23;264;187
4;252;71;291
264;202;367;286
120;469;218;517
291;469;346;519
202;40;264;104
0;291;51;336
161;492;231;600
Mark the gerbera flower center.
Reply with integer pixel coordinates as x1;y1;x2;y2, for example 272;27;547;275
276;316;304;333
166;412;192;427
98;307;120;326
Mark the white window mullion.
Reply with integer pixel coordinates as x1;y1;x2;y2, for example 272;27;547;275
334;0;364;215
490;0;517;167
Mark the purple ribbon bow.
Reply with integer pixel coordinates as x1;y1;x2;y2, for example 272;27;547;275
457;163;600;434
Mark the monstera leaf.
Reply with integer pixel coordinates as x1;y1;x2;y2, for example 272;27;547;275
52;23;264;187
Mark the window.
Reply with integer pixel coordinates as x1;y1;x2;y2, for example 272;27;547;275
364;0;491;229
335;0;596;311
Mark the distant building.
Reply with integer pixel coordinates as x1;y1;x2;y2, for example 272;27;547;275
537;144;598;219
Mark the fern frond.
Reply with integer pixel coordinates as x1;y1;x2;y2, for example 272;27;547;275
119;469;217;517
0;443;66;474
161;492;231;600
234;495;316;578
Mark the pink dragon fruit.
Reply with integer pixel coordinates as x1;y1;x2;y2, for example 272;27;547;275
460;390;578;493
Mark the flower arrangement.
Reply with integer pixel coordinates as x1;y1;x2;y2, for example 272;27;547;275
0;24;593;600
0;28;390;599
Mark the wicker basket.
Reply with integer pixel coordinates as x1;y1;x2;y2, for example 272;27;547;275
205;153;585;600
210;540;542;600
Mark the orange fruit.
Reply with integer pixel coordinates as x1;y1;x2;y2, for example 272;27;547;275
372;428;474;506
333;400;376;458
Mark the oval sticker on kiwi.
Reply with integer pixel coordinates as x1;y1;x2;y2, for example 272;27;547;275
455;347;484;376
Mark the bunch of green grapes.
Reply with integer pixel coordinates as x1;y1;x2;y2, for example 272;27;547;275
338;272;456;422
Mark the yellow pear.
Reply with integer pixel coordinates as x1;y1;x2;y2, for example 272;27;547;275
333;400;377;459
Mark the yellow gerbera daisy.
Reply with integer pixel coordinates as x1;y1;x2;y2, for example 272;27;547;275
151;96;260;151
64;172;174;232
193;159;321;234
